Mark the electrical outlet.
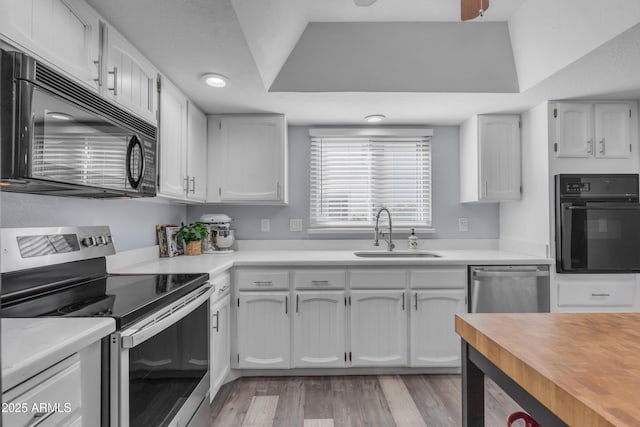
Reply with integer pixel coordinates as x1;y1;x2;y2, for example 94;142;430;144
458;217;469;232
289;219;303;232
260;219;270;233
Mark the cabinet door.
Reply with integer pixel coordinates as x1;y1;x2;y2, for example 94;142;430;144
237;292;290;369
478;115;521;201
410;289;466;367
293;291;346;368
0;0;100;91
595;104;631;158
554;103;594;157
349;290;407;367
187;102;208;201
210;295;230;399
158;77;188;199
104;26;157;123
216;116;286;203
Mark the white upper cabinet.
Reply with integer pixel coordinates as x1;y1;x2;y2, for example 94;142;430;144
207;115;288;204
186;102;208;202
594;104;631;158
553;102;631;159
460;114;521;202
103;25;157;124
158;76;188;199
157;76;207;202
0;0;101;91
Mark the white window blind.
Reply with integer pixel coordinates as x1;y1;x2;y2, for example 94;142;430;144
310;133;432;230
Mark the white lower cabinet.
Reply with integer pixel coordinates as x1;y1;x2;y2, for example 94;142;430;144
210;294;230;400
410;289;466;367
236;292;290;369
349;290;407;367
293;291;346;368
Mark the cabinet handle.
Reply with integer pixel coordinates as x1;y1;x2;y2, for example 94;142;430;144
587;138;593;154
277;181;281;199
285;296;288;314
600;138;606;155
190;176;196;193
311;280;330;286
483;181;488;197
108;66;118;95
183;176;189;193
591;293;611;297
296;295;299;313
253;281;273;286
214;310;220;332
402;292;405;311
27;411;56;427
219;187;222;197
93;58;102;86
414;293;418;311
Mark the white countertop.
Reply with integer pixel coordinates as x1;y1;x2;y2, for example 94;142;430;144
2;318;115;392
110;249;552;275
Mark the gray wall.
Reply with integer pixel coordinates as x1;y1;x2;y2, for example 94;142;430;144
1;192;186;251
188;125;499;240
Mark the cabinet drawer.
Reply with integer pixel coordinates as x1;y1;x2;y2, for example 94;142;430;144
349;269;406;289
557;281;635;307
236;270;289;290
410;267;466;289
3;355;82;427
211;271;231;299
293;270;346;289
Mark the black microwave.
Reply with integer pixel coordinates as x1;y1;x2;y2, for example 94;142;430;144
555;174;640;273
0;49;156;198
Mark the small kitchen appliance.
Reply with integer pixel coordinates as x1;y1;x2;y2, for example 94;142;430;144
0;48;157;198
0;226;212;427
200;214;235;253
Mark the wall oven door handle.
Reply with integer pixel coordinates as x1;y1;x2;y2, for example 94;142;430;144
564;205;640;211
121;284;214;349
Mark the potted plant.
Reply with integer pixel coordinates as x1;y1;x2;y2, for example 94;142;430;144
175;221;208;256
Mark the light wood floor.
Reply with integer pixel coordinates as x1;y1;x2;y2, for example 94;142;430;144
209;375;522;427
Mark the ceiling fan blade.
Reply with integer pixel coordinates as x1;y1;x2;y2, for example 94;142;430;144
461;0;490;21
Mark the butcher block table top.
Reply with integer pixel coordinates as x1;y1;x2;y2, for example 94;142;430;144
455;313;640;427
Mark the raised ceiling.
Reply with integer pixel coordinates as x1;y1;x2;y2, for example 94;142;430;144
86;0;640;125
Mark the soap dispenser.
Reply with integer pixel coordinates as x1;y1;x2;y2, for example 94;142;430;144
408;228;418;249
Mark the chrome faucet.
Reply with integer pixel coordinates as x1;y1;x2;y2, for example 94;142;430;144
373;207;394;251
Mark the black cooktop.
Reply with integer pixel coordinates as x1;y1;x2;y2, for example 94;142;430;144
1;259;209;329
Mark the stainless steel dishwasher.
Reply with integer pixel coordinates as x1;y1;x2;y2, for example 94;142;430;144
469;265;550;313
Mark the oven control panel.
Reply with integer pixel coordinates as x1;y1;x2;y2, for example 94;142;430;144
1;226;115;273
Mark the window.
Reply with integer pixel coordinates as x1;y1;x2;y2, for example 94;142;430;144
309;128;433;231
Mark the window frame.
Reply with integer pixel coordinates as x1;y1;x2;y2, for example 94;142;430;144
308;128;434;234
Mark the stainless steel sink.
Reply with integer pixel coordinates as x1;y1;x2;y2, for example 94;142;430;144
353;250;441;258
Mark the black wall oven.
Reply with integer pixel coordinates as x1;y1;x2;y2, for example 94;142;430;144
555;174;640;273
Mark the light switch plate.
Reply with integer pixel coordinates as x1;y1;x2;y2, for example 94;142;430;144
458;217;468;232
289;219;303;232
260;219;270;232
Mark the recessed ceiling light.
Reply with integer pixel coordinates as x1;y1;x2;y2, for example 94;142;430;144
201;73;229;88
365;114;386;123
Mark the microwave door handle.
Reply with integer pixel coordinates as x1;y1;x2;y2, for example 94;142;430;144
121;285;214;349
126;135;145;189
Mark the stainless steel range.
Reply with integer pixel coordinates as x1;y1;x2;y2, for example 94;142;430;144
1;226;212;427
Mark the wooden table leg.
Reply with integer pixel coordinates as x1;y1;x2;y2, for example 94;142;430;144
462;340;484;427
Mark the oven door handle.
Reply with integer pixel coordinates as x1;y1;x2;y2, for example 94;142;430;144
121;284;214;349
565;205;640;211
